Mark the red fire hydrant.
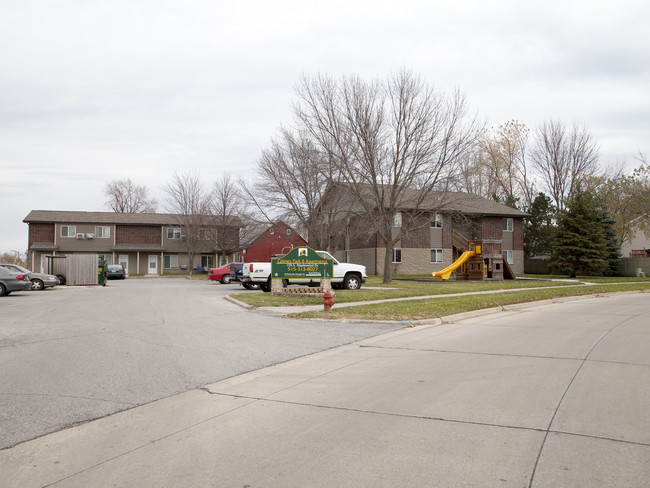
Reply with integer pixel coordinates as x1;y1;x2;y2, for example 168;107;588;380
323;289;335;311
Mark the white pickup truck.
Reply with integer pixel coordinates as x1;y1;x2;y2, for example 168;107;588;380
240;250;367;292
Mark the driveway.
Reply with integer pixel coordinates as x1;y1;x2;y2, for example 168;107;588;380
1;291;648;487
0;278;399;449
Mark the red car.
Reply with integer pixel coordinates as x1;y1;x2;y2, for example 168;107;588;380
208;265;232;284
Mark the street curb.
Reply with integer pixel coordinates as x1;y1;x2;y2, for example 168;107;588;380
227;289;650;326
224;295;256;310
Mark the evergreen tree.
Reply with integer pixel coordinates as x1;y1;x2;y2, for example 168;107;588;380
598;209;622;276
524;193;556;258
550;190;608;277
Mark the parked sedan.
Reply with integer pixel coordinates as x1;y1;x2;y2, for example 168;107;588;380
0;267;33;296
208;265;233;284
0;264;60;291
107;264;126;280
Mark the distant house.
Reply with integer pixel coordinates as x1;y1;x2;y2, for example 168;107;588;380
239;222;307;262
621;214;650;258
23;210;241;275
321;186;529;276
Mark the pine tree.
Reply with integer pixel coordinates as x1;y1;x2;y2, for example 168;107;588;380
598;209;622;276
524;192;556;258
550;190;608;277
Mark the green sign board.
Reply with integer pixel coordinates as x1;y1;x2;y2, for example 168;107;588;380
271;247;333;279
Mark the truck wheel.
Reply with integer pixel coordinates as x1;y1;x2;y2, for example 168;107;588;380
260;277;271;292
343;274;362;290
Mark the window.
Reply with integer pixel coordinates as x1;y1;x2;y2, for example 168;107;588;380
164;255;178;269
431;214;443;228
201;255;213;268
60;225;76;237
502;218;513;232
269;228;275;235
503;250;514;265
167;227;181;239
95;226;110;238
393;212;402;227
431;249;443;263
392;248;402;263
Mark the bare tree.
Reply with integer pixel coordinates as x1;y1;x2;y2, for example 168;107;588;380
530;120;599;212
209;173;248;265
104;178;157;213
294;70;481;283
244;128;347;250
164;170;212;273
474;120;533;209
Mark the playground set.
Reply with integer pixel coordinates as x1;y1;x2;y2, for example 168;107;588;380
432;239;515;281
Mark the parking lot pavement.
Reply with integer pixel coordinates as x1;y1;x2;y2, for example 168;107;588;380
1;292;648;487
0;279;399;449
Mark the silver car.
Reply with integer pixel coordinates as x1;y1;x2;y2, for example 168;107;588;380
0;267;33;296
0;264;60;291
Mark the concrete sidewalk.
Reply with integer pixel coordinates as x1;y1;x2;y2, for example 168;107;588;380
2;293;649;487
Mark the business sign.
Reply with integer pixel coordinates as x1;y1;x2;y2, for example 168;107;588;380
271;247;333;279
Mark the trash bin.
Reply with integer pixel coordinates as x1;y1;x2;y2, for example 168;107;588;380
98;260;108;286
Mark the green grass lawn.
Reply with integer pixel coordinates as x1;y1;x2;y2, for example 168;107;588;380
230;275;650;321
294;283;650;321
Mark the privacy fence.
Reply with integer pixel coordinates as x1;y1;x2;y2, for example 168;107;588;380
524;258;650;277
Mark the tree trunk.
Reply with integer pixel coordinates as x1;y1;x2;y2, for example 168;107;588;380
382;243;393;284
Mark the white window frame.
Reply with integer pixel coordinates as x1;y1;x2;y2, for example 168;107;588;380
164;254;178;269
167;227;181;239
198;228;211;240
60;225;76;238
200;255;213;269
431;214;443;228
503;218;513;232
431;248;443;263
95;226;110;238
392;248;402;263
393;212;402;228
503;250;514;265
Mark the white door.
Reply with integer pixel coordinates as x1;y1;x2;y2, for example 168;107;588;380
148;255;158;275
119;255;129;274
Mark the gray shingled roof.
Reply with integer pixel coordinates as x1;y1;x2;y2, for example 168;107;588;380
429;192;530;217
337;184;529;218
23;210;243;226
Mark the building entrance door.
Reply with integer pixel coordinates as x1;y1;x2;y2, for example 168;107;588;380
148;255;158;275
118;255;129;274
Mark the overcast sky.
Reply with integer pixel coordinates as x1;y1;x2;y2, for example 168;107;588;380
1;0;649;255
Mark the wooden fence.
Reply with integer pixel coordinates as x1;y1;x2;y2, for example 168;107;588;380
49;253;99;285
525;258;650;277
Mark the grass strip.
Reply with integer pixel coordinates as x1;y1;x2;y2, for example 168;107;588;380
231;277;583;308
291;283;650;322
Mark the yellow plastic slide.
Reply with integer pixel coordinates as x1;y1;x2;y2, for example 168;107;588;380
431;251;475;280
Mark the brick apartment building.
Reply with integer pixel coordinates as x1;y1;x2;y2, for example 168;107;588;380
324;187;529;277
23;210;241;275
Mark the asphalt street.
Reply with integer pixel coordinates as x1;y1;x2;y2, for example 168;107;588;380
0;278;399;449
1;290;648;487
